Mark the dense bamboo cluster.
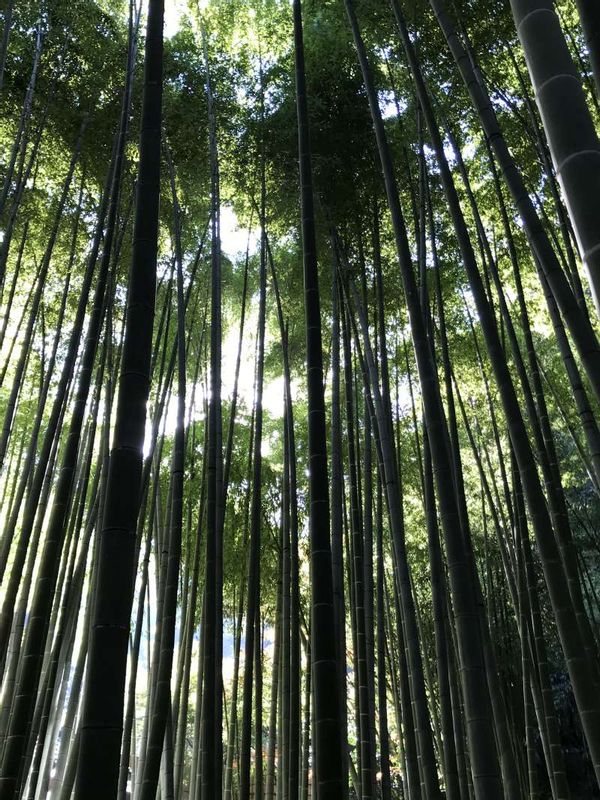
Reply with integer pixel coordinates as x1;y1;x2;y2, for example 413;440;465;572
1;0;600;798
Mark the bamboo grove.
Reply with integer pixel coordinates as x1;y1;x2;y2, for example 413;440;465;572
1;0;600;797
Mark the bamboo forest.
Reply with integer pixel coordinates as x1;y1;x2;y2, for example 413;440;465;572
4;0;600;798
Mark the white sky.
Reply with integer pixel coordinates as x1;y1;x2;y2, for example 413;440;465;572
164;0;187;38
142;204;285;456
